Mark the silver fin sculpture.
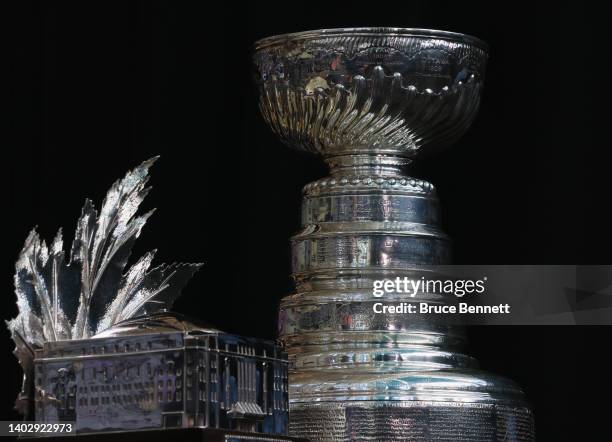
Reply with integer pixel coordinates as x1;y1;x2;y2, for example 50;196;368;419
7;157;202;416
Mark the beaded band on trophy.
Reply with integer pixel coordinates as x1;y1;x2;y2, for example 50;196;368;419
253;27;535;441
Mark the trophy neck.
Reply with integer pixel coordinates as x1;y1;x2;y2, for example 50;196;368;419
324;154;412;177
280;162;462;362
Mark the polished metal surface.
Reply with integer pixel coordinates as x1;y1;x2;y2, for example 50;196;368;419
254;28;534;441
8;159;292;438
254;27;487;160
34;313;289;434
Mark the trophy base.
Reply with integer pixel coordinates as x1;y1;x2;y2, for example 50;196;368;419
289;401;535;441
287;366;535;441
22;428;307;442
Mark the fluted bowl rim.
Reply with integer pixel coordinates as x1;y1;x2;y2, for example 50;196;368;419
254;27;489;52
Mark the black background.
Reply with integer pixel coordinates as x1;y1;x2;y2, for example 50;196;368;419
5;1;612;440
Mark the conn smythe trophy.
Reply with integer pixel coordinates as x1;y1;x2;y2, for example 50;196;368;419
7;158;297;440
254;28;535;441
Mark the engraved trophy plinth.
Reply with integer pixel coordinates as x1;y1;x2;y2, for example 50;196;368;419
254;28;535;441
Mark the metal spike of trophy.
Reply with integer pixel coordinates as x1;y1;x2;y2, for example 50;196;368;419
253;28;535;441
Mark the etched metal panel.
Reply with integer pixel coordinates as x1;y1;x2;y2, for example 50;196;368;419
33;314;289;435
289;403;535;441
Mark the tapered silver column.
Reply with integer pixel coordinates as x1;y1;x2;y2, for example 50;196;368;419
254;28;534;441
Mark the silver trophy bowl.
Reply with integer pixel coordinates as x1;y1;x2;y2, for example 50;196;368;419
254;27;487;164
254;28;534;441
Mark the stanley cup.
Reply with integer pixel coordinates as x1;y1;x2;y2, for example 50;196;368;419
253;28;534;441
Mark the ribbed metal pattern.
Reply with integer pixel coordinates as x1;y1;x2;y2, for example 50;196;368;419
254;28;487;157
290;403;535;441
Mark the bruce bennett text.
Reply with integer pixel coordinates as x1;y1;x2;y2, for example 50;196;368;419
373;302;511;315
